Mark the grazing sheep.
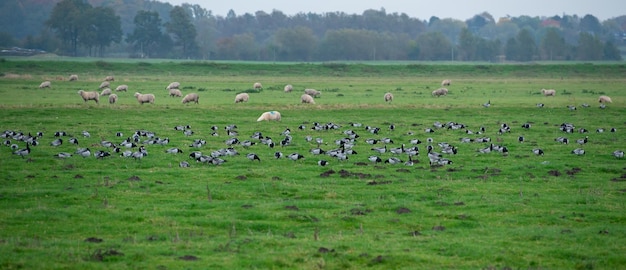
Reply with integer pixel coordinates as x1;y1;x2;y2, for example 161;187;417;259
598;95;612;103
69;74;78;81
166;82;180;90
39;81;51;88
432;88;448;97
441;79;451;86
301;94;316;104
104;76;115;81
304;89;321;98
115;84;128;92
99;81;110;89
253;82;262;90
169;88;183;97
134;92;155;104
235;93;249;103
77;90;99;104
182;93;199;104
100;88;112;96
284;84;293;93
541;89;556;96
108;94;118;104
257;111;281;121
384;92;393;102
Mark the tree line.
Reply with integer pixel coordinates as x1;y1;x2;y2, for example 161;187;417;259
1;0;623;61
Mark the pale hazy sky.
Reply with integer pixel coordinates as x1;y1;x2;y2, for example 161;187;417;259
162;0;622;21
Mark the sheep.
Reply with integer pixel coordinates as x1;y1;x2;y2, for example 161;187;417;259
257;111;281;121
441;79;451;86
301;94;316;104
77;90;99;103
134;92;155;104
541;89;556;96
115;85;128;92
234;93;249;103
253;82;262;90
432;88;448;97
169;88;183;97
99;81;110;89
100;88;112;96
104;76;115;81
166;82;180;90
182;93;199;104
108;94;118;104
69;74;78;81
598;95;612;103
284;84;293;93
384;92;393;102
304;89;321;98
39;81;51;88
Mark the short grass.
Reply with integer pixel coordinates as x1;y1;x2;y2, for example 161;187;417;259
0;60;625;269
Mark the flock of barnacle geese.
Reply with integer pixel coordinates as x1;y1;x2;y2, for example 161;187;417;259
3;117;624;169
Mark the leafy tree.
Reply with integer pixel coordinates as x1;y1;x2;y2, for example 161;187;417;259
540;28;566;60
127;11;166;58
580;14;602;34
81;7;122;57
46;0;92;56
516;28;537;61
576;32;603;60
166;6;198;58
273;27;317;61
603;41;622;60
458;28;477;60
505;37;518;61
415;32;452;61
428;18;465;45
0;32;16;47
478;22;519;43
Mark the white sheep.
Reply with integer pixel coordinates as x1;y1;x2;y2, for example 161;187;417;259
384;92;393;102
301;94;316;104
432;88;448;97
69;74;78;81
284;84;293;93
100;88;112;96
253;82;262;90
134;92;155;104
598;95;612;103
304;89;321;97
104;76;115;81
441;79;451;86
115;85;128;92
182;93;199;104
234;93;249;103
39;81;51;88
257;111;281;121
166;82;180;90
99;81;110;89
541;89;556;96
169;88;183;97
108;94;118;104
78;90;99;103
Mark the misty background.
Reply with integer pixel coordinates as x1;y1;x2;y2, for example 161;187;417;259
0;0;623;61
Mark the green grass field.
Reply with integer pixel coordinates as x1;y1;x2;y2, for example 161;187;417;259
0;59;625;269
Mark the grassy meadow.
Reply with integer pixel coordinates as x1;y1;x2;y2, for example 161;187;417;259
0;59;625;269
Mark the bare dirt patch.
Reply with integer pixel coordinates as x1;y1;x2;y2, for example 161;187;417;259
84;237;103;243
179;255;199;261
548;170;561;177
367;180;392;185
396;207;411;214
127;176;141;181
